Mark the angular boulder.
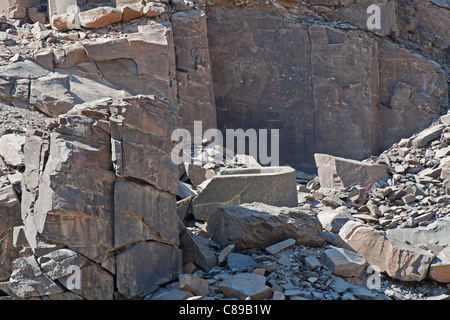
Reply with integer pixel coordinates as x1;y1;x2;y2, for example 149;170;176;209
317;207;356;233
120;4;144;22
338;221;435;282
206;202;325;251
429;247;450;283
29;73;78;118
411;124;445;149
320;246;367;278
0;256;62;299
184;163;215;190
226;253;256;273
386;217;450;248
180;229;217;271
179;274;209;296
314;153;389;190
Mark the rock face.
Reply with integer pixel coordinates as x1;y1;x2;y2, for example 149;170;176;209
206;2;448;173
207;202;325;251
171;9;217;136
8;95;182;300
82;26;177;101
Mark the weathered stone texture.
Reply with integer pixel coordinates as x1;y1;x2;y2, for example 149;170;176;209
207;6;316;172
172;9;217;136
338;221;435;282
0;186;22;281
206;4;448;172
13;95;181;299
116;241;182;299
83;24;177;101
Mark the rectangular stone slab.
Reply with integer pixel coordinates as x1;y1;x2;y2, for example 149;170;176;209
192;166;297;220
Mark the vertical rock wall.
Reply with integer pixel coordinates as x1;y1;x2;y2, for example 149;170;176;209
4;96;182;300
206;2;448;172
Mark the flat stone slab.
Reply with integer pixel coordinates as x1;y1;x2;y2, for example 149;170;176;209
386;217;450;248
226;253;256;273
192;166;297;220
218;273;272;300
265;239;296;255
412;124;445;148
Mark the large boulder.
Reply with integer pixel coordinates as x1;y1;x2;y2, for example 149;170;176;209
192;166;297;220
338;221;435;282
314;153;389;190
206;202;325;251
180;229;217;271
29;73;79;118
317;207;356;233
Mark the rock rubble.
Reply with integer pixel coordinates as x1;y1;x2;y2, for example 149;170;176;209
146;112;450;301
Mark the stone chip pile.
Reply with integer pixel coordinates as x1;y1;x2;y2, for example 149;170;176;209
147;112;450;301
